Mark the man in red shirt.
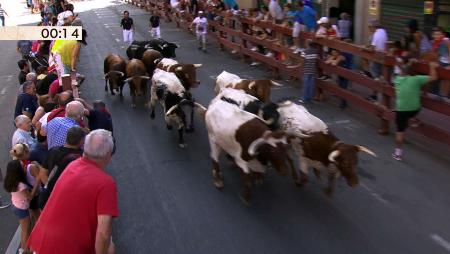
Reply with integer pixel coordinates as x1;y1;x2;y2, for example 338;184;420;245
28;129;118;254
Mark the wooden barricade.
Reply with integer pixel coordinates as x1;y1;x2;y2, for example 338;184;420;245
127;0;450;146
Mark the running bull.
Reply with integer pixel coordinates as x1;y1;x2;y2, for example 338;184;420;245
204;97;308;205
215;71;282;102
104;54;126;96
156;58;202;90
126;39;178;60
150;69;205;148
125;59;151;107
276;102;377;196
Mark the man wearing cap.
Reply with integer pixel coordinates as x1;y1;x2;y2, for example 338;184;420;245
191;11;208;52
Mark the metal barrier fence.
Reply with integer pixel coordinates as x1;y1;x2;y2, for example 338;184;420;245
125;0;450;146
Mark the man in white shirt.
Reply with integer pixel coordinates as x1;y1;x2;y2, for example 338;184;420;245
191;11;208;52
12;115;36;148
367;19;388;101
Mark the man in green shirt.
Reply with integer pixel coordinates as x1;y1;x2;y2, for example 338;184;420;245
392;58;439;161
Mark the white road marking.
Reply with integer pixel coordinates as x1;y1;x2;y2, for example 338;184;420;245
115;38;121;42
5;227;20;254
6;75;12;82
430;234;450;252
360;183;389;205
0;87;7;95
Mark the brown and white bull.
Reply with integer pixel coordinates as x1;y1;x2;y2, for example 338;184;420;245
125;59;151;107
276;102;377;196
215;71;282;102
156;58;202;90
205;98;307;205
104;54;126;96
150;69;205;148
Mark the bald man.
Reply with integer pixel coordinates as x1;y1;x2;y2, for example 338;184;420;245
47;91;74;123
44;101;85;149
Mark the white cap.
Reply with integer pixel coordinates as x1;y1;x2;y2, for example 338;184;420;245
317;17;329;25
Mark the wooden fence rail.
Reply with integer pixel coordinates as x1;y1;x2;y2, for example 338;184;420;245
127;0;450;146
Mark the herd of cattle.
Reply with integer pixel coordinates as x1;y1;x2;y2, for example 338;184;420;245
103;39;377;205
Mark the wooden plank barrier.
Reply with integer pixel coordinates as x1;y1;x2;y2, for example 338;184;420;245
129;0;450;146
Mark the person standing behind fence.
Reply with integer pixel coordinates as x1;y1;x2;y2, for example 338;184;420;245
0;4;9;26
149;13;161;39
288;40;319;104
337;13;351;40
121;11;134;45
191;11;208;52
392;58;439;161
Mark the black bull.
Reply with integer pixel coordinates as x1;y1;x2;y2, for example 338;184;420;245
126;39;178;60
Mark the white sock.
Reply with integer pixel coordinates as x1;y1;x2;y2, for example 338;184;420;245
395;148;402;156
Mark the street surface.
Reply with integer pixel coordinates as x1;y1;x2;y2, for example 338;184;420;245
1;1;450;253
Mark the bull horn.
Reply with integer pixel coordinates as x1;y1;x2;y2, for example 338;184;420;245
175;66;183;71
130;45;140;49
193;64;202;68
285;130;310;139
270;81;283;87
277;100;293;107
248;138;267;156
248;81;256;90
328;150;340;163
144;44;153;49
138;76;151;80
124;77;132;83
193;102;207;111
105;71;125;78
166;104;179;116
357;146;377;157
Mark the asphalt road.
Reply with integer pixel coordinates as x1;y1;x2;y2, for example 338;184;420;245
1;1;450;253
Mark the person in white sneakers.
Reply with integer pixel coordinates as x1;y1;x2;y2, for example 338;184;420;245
149;13;161;39
121;11;134;45
191;11;208;52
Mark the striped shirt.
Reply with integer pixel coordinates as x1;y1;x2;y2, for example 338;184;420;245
301;48;319;75
0;8;5;17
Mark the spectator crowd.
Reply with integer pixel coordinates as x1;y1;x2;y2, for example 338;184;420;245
3;1;119;254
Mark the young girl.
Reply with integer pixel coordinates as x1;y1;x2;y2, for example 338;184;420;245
3;160;33;254
10;144;41;222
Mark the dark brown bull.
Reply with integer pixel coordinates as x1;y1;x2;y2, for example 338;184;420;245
125;59;150;107
156;58;202;90
104;54;126;96
141;49;163;77
292;131;377;196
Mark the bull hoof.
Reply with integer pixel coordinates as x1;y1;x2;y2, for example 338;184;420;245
111;92;116;96
239;195;251;207
213;179;224;189
179;143;187;148
185;127;194;133
166;125;173;130
313;168;321;181
324;187;334;198
254;179;264;186
295;173;308;187
150;112;155;119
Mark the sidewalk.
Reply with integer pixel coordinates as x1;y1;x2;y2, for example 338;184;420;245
0;0;41;26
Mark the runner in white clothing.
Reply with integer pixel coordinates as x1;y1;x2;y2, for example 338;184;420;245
190;11;208;52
